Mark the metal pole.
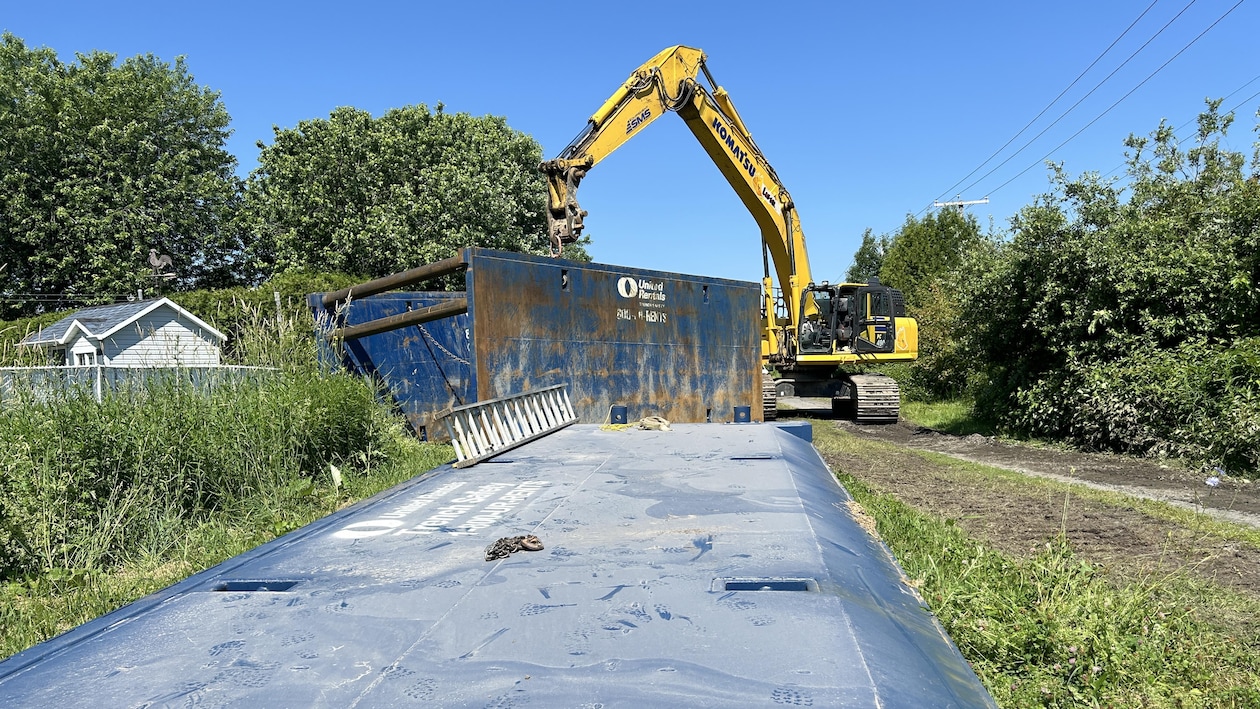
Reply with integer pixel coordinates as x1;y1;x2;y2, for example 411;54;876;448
331;298;469;340
321;256;468;308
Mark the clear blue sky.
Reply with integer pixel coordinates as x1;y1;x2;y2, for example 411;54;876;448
6;1;1258;284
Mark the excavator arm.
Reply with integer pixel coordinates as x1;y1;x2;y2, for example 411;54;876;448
541;46;813;357
543;45;918;416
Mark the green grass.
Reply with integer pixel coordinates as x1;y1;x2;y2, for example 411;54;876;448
900;398;997;436
0;438;451;659
814;422;1260;708
0;298;457;659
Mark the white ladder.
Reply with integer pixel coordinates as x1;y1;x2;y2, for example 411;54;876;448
437;385;578;468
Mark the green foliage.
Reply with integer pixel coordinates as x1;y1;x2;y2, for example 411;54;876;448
966;100;1260;471
844;228;889;282
0;33;244;317
170;271;362;365
855;210;993;401
243;104;586;278
900;398;996;436
0;282;458;655
0;435;451;659
879;209;985;309
1006;339;1260;471
0;370;394;578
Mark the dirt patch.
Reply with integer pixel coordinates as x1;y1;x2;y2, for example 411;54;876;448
816;418;1260;597
851;420;1260;525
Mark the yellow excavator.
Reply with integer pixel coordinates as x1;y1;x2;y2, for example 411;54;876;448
541;45;917;422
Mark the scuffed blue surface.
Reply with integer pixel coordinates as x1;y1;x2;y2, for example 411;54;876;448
0;424;995;708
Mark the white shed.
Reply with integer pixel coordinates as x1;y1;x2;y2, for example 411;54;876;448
20;298;226;367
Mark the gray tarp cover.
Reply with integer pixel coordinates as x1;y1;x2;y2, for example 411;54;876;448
0;423;996;707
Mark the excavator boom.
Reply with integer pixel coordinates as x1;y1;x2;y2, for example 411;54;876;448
541;46;918;421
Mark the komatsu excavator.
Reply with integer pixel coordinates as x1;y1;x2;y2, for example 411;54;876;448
541;46;917;422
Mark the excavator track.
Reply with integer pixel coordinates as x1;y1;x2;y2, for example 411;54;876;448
842;373;900;424
762;372;778;421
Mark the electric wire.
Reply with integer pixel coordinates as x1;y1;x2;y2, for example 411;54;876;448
953;0;1208;202
928;0;1162;207
981;0;1246;199
1100;73;1260;180
920;0;1203;216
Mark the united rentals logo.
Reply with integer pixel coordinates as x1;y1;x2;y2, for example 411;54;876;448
617;276;638;298
617;277;665;302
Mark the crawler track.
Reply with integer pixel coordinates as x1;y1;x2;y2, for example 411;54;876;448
847;373;900;424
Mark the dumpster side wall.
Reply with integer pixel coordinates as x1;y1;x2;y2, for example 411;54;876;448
467;249;761;425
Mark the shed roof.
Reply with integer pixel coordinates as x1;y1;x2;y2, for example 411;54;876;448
19;298;226;347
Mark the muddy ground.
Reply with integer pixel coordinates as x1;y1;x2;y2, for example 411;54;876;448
787;400;1260;597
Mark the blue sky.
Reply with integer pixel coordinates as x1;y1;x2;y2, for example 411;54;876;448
6;1;1258;284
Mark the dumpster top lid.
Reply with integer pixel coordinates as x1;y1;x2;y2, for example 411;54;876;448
0;423;994;708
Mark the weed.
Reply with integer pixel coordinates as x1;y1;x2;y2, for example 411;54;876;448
0;288;452;659
814;422;1260;707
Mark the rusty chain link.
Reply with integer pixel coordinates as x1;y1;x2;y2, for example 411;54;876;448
484;535;545;561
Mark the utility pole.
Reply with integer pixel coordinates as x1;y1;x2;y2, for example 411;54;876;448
933;195;989;214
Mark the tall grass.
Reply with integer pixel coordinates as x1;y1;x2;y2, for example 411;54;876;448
0;372;390;578
0;291;452;658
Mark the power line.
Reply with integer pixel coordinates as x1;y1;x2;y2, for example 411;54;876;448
928;0;1162;208
955;0;1206;201
1100;73;1260;180
983;0;1247;198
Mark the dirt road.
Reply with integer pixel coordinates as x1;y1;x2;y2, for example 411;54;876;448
799;405;1260;597
846;419;1260;528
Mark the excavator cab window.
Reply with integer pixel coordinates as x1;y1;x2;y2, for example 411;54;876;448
854;286;896;354
798;287;840;354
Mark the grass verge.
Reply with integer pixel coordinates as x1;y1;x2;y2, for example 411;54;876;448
900;398;996;436
0;437;451;660
814;422;1260;707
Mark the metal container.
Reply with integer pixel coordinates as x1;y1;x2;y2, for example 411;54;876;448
312;248;763;439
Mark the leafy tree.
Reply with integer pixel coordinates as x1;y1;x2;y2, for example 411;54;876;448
965;100;1260;468
845;228;889;282
243;105;587;279
879;208;985;308
861;210;988;400
0;33;243;317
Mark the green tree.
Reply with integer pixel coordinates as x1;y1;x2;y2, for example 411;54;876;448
870;209;988;401
845;228;888;282
0;33;243;317
243;104;586;279
879;208;984;308
965;100;1260;468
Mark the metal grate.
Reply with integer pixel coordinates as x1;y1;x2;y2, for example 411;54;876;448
437;384;578;468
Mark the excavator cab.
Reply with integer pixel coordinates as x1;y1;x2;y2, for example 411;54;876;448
797;283;845;354
797;280;903;356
